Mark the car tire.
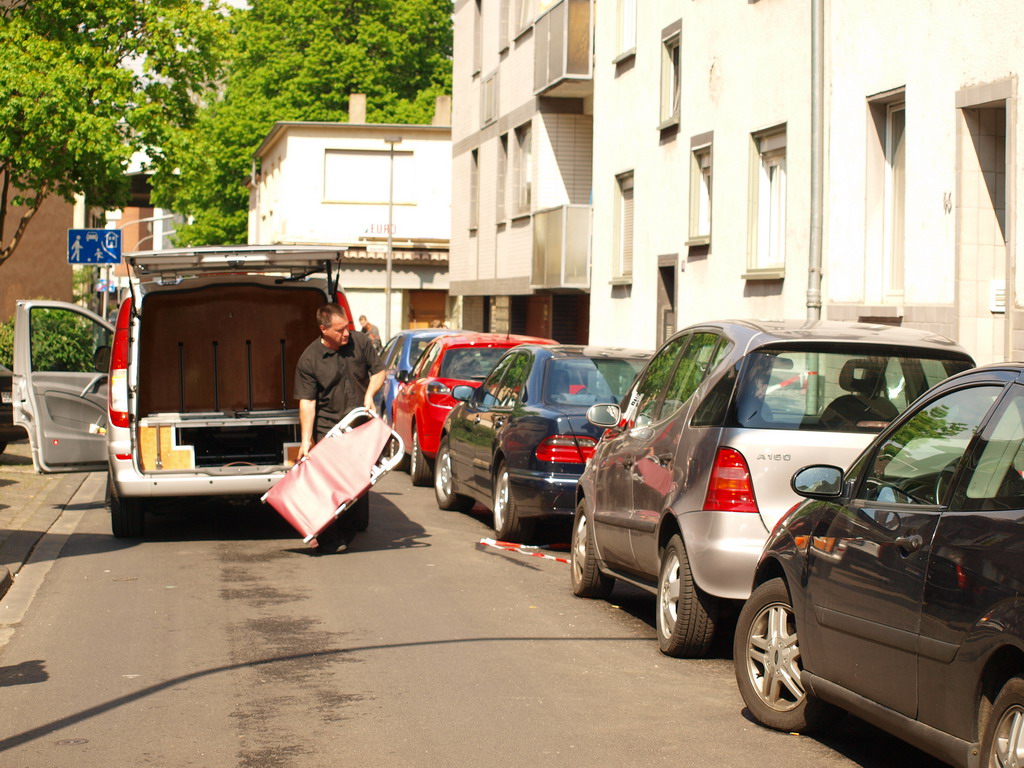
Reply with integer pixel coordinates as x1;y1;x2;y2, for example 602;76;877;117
109;477;145;538
982;677;1024;766
570;498;614;599
733;577;843;733
493;462;535;542
656;534;718;657
409;427;432;487
434;436;474;512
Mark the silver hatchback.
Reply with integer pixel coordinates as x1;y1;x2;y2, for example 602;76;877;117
571;320;975;657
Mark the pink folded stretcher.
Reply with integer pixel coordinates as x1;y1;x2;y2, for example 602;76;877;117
262;408;405;550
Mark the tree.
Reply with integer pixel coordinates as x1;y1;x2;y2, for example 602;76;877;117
154;0;453;246
0;0;227;266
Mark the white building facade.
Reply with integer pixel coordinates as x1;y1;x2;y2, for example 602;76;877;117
247;119;455;337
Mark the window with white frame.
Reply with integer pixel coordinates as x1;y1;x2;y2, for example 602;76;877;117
497;134;508;222
473;0;482;75
748;128;787;274
481;71;498;126
614;172;635;279
616;0;636;57
514;123;532;216
469;149;479;230
884;102;906;296
660;24;681;126
499;0;509;50
689;140;712;243
516;0;533;32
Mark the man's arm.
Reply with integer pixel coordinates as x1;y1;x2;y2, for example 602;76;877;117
364;370;386;414
298;398;316;459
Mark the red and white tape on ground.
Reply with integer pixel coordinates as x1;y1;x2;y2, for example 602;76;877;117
477;538;571;564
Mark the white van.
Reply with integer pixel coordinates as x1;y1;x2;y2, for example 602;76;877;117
13;245;355;537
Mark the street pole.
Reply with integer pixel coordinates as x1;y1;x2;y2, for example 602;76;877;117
384;136;403;341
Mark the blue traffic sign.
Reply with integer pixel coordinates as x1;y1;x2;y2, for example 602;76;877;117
68;229;122;264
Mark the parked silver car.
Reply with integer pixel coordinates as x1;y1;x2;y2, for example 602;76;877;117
571;320;975;657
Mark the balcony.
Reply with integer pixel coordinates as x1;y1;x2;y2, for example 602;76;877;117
532;205;590;289
534;0;593;98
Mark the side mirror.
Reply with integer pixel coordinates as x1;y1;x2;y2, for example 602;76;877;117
451;384;475;402
791;465;845;499
396;369;412;384
93;345;112;373
587;402;621;428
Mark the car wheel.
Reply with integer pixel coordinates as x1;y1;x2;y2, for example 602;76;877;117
570;498;614;599
434;436;474;511
656;534;718;657
982;677;1024;767
109;477;145;538
733;577;843;732
409;427;432;487
493;462;535;542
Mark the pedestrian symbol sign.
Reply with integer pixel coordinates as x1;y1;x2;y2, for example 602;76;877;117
68;229;122;264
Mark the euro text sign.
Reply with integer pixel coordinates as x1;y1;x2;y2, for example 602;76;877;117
68;229;122;264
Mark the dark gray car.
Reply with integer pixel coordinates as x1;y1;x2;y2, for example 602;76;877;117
571;320;975;657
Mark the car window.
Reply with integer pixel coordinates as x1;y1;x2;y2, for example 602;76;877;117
543;356;646;406
413;341;442;378
624;335;689;426
953;386;1024;512
408;337;434;369
383;336;401;370
29;306;111;373
494;352;531;408
858;385;1001;506
660;332;722;420
732;348;974;432
477;354;515;408
439;346;510;380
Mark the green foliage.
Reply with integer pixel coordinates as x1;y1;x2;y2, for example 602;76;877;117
28;308;103;373
0;315;12;369
0;0;228;262
154;0;453;246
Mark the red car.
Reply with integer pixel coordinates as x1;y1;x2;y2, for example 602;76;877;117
392;332;556;485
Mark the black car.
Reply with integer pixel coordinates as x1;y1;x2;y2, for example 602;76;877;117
1;363;27;453
433;345;650;542
734;363;1024;767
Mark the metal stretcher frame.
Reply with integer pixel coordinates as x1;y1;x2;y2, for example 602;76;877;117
261;407;405;547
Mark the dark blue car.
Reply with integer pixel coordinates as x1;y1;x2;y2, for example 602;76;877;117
434;345;650;542
376;328;460;423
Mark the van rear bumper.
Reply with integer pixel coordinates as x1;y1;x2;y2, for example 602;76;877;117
109;457;287;498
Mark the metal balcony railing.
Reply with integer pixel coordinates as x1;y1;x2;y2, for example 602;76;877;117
532;204;591;289
534;0;593;97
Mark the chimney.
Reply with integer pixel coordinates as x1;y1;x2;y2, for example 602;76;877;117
349;93;366;124
432;95;452;127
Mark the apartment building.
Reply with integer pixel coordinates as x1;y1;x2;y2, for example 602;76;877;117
450;0;594;343
247;114;454;337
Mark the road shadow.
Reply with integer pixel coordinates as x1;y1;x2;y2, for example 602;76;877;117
0;660;49;688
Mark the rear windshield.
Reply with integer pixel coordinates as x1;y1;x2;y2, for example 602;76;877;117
731;348;974;433
438;346;510;380
543;357;647;407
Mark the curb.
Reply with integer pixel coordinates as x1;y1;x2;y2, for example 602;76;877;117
0;471;90;602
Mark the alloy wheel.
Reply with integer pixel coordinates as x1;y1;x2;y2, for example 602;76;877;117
742;601;805;712
990;704;1024;768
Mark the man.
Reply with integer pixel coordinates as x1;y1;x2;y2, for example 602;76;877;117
295;303;386;552
358;314;383;352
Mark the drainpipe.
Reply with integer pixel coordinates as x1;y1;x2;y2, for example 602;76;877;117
807;0;824;323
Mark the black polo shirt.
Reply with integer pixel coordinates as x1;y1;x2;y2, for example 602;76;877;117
294;331;384;439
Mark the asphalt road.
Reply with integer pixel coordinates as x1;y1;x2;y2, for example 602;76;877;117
0;469;946;767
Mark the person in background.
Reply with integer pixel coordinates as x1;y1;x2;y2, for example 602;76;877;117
359;315;383;352
295;303;385;553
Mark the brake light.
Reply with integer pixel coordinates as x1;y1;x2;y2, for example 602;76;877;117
426;381;455;407
703;447;759;513
108;298;132;429
536;435;598;464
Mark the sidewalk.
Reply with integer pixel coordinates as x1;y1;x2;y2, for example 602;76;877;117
0;439;90;600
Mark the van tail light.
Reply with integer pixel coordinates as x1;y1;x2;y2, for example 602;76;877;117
426;381;455;407
703;447;759;513
108;299;132;430
536;435;598;464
